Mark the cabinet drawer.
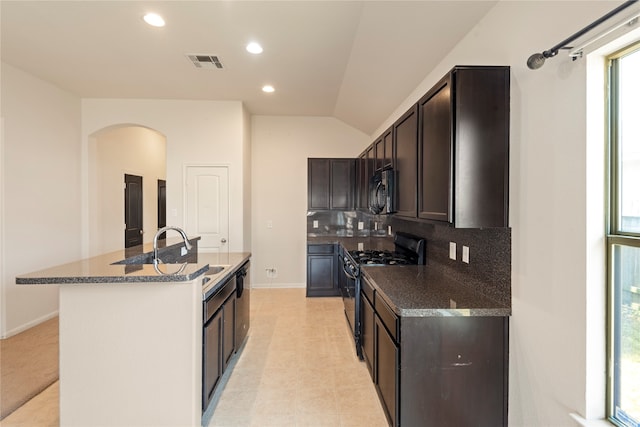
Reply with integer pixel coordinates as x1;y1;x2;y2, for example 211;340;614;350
375;294;399;342
307;244;335;254
362;276;375;305
204;277;236;323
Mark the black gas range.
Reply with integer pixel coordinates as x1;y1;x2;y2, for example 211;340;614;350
340;232;426;359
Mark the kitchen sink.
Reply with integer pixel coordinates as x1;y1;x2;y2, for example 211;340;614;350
204;265;229;275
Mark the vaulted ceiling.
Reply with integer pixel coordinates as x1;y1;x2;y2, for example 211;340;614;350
1;1;497;135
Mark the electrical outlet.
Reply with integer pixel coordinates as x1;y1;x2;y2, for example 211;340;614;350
449;242;457;260
266;268;278;279
358;242;364;251
462;246;470;264
450;299;457;309
358;221;364;230
313;220;318;229
171;208;178;217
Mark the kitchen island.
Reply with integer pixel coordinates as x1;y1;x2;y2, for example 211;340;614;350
16;238;250;427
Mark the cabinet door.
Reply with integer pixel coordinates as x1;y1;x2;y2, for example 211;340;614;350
357;152;368;210
330;159;355;210
375;316;399;427
382;127;394;170
375;137;384;172
308;158;330;210
418;75;452;222
222;294;236;372
306;245;339;297
202;310;222;410
393;105;418;218
361;291;375;380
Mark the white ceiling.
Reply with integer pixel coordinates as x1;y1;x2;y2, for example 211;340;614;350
0;1;497;135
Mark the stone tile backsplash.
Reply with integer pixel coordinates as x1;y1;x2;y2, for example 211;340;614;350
306;210;391;237
390;217;511;307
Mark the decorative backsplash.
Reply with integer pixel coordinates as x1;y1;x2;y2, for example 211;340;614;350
390;217;511;307
306;210;392;238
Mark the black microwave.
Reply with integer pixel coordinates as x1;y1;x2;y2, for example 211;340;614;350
369;169;395;214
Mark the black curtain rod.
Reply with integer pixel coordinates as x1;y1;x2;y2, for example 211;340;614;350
527;0;639;70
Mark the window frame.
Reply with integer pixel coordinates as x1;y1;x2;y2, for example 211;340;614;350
606;40;640;427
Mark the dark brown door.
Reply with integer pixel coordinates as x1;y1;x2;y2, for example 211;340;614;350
157;179;166;240
330;159;354;210
394;105;418;218
418;76;452;222
124;174;143;248
308;159;331;210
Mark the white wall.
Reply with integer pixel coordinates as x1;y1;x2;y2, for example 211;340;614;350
90;125;166;255
251;116;369;287
0;62;82;337
371;1;622;425
81;99;247;255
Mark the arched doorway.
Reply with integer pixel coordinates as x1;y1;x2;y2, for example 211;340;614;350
87;124;166;255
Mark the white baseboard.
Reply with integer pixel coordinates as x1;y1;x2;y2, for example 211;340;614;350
2;310;59;339
251;282;305;289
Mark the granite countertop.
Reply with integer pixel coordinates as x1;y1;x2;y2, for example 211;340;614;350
362;265;511;318
15;236;250;290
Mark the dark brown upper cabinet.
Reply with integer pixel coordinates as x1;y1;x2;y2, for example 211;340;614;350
393;105;419;218
374;127;394;173
357;151;368;210
418;66;510;228
308;158;355;210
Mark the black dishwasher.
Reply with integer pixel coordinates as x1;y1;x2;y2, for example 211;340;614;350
235;261;250;349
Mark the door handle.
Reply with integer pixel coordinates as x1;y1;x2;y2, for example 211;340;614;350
221;238;227;243
139;230;144;235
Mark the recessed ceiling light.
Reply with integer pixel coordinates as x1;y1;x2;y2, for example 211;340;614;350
246;42;264;54
143;13;165;27
262;85;275;93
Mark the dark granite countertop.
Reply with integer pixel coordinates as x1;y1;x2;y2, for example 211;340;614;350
16;236;250;292
362;266;510;317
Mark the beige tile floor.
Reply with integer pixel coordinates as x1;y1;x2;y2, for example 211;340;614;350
1;288;387;427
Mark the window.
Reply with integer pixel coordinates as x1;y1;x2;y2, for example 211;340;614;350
608;42;640;427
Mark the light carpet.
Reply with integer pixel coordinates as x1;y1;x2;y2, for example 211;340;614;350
0;317;59;420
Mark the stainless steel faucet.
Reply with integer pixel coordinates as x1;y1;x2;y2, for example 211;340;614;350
153;226;193;266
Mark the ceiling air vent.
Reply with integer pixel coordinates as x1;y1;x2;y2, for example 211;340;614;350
186;54;224;69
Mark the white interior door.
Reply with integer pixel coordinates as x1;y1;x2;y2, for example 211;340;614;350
185;166;229;254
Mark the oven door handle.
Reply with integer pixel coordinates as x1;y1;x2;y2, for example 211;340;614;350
342;261;358;281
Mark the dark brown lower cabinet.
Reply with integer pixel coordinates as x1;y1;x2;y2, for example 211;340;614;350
361;291;375;378
362;276;508;427
306;244;339;297
222;294;236;372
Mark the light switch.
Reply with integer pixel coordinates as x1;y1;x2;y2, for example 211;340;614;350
388;225;392;236
450;299;457;309
313;220;318;229
462;246;470;264
171;208;178;217
267;220;273;229
449;242;457;260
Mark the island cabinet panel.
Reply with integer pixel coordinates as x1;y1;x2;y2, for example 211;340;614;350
393;105;419;218
418;66;510;227
307;158;356;211
202;310;222;409
306;244;339;297
375;311;399;427
222;294;236;371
